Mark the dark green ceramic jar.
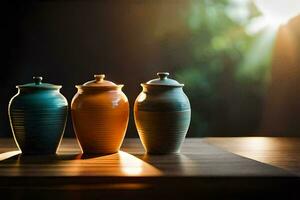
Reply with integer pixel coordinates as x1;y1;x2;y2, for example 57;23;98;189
134;72;191;154
8;77;68;154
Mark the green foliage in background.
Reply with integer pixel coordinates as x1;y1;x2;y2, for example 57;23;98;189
174;0;276;136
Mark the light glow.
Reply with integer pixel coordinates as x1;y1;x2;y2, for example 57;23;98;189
119;151;162;176
253;0;300;29
242;137;270;150
0;151;20;161
119;151;143;175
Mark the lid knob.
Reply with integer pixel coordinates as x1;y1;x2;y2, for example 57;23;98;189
94;74;105;82
157;72;169;80
33;76;43;85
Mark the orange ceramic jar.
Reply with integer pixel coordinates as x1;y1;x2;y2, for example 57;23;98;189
71;74;129;154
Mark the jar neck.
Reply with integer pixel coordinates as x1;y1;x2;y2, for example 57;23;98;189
142;85;183;94
18;88;60;94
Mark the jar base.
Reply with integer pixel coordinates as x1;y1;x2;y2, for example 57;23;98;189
81;151;119;156
146;150;180;155
21;151;58;155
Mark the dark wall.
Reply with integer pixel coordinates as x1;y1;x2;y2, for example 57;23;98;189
1;1;190;138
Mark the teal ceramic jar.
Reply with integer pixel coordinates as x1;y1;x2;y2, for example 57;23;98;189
134;72;191;154
8;77;68;154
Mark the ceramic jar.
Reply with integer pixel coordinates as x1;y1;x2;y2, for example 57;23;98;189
8;77;68;154
134;72;191;154
71;74;129;154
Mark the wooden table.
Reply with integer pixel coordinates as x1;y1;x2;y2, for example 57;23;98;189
0;137;299;199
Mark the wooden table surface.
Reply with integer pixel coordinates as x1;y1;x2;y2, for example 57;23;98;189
0;137;299;199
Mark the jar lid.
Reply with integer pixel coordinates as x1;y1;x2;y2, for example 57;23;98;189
144;72;184;87
17;77;61;89
82;74;117;86
77;74;122;89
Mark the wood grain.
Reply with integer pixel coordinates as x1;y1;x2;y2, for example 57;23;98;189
0;137;299;199
205;137;300;175
0;138;294;177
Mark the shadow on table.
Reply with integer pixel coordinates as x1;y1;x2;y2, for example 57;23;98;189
135;153;190;175
0;151;82;163
0;150;188;176
0;150;162;176
0;151;122;163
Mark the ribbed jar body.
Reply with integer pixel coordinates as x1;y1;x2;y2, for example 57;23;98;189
9;88;68;154
134;86;191;154
71;88;129;154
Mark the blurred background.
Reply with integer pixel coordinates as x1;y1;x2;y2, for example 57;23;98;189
2;0;300;138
